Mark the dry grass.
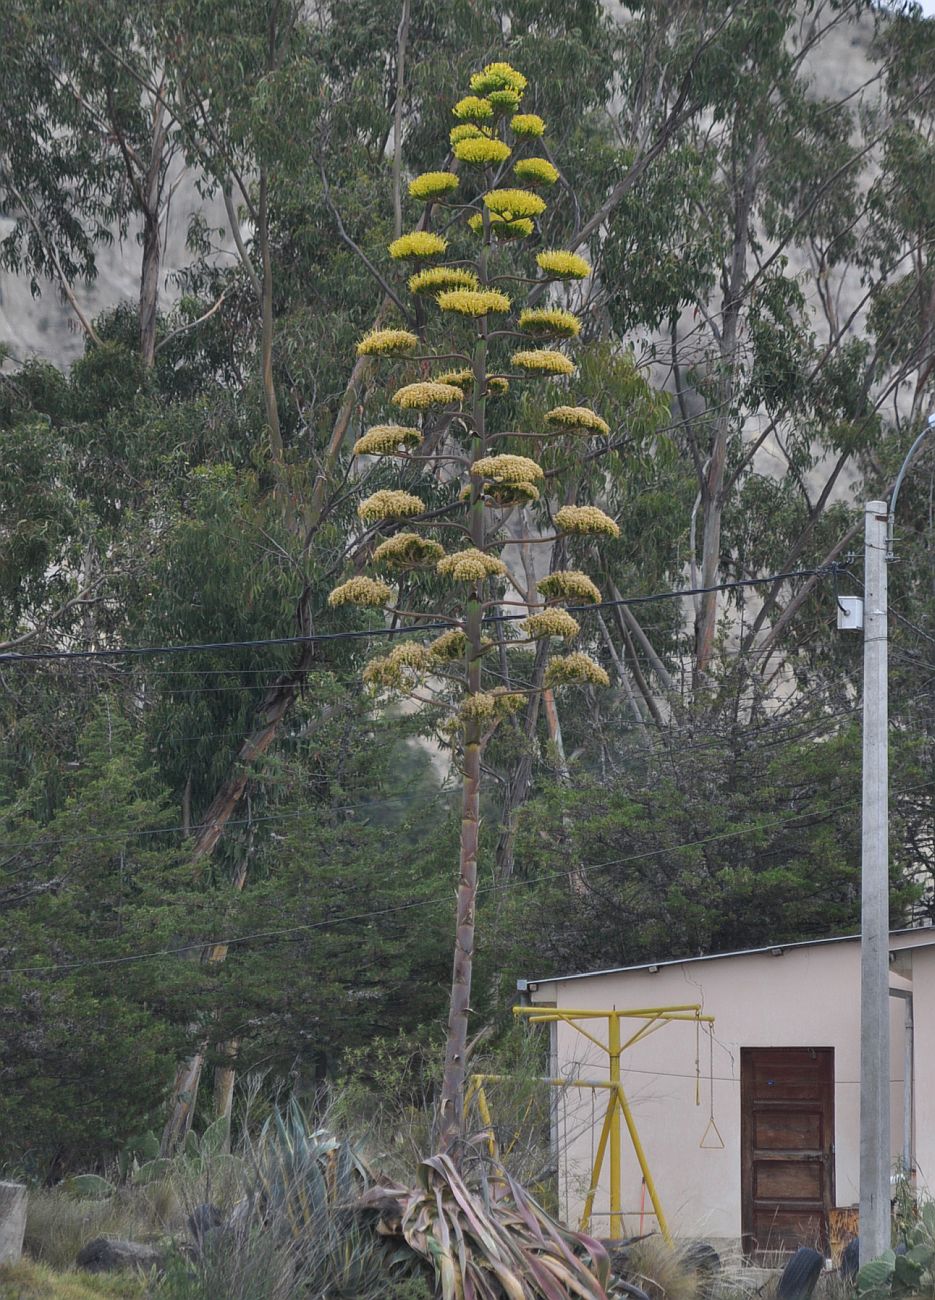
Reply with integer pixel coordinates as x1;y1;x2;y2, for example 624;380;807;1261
23;1184;179;1272
619;1237;703;1300
0;1258;148;1299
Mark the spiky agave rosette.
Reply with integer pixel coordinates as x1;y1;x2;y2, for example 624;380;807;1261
327;59;615;1152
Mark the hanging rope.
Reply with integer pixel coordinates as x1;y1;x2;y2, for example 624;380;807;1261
699;1024;725;1149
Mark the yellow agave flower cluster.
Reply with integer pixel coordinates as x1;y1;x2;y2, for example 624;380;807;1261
329;62;616;694
472;453;544;506
363;641;433;691
458;689;525;725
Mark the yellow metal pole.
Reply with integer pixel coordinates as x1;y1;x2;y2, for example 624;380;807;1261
615;1082;672;1244
608;1011;622;1238
580;1087;615;1233
476;1084;497;1160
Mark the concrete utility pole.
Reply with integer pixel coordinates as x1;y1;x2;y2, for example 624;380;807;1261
859;499;890;1265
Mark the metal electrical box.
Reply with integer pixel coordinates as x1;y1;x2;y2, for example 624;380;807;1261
836;596;864;631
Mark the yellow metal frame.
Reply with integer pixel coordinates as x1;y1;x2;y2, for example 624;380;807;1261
467;1003;715;1243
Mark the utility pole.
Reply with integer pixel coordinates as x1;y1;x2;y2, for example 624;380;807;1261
859;499;890;1265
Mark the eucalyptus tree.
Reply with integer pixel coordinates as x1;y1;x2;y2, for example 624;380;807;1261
598;0;915;698
0;0;182;366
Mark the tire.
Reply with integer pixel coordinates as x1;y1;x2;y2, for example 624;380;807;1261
684;1241;721;1276
777;1246;825;1300
612;1282;652;1300
840;1237;859;1281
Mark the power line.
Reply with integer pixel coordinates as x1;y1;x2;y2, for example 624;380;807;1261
5;777;932;977
4;682;932;855
0;567;833;664
0;789;442;855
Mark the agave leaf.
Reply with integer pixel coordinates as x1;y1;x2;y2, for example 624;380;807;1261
433;1187;453;1256
507;1171;605;1293
484;1257;527;1300
335;1139;354;1200
428;1231;459;1300
436;1166;500;1258
471;1260;508;1300
272;1106;293;1163
540;1254;607;1300
573;1232;611;1288
521;1250;576;1300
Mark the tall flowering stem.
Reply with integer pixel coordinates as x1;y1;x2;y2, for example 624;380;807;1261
332;61;614;1155
440;229;492;1147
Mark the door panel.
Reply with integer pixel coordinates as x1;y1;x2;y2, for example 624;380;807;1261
756;1162;823;1200
741;1047;835;1255
754;1113;822;1149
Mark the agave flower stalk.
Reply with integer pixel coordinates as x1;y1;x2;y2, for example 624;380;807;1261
329;60;615;1156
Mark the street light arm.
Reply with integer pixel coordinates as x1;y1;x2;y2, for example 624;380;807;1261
888;411;935;558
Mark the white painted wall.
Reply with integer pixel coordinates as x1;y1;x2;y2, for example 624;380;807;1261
528;935;931;1244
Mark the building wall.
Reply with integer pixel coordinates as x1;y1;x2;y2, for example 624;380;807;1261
906;944;935;1193
529;940;910;1244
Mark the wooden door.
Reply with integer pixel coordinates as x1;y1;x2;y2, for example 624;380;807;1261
741;1047;835;1255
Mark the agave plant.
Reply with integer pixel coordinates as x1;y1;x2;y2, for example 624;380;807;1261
245;1100;611;1299
366;1153;611;1300
249;1097;392;1298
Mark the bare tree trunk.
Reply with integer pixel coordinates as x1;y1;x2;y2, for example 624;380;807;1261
161;1053;205;1156
596;610;652;750
391;0;410;241
139;214;161;369
693;139;759;681
139;96;167;369
213;1063;236;1135
258;169;284;466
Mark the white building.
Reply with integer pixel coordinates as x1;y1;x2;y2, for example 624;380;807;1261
518;928;935;1252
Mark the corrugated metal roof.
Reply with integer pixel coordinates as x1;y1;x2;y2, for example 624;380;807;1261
517;926;935;989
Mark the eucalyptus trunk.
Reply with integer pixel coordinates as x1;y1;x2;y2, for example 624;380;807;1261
138;96;167;369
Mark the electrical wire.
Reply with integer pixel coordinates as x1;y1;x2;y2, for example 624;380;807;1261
0;567;834;664
4;681;932;855
5;776;932;977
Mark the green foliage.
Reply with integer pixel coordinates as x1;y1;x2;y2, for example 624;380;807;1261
0;1259;148;1300
63;1174;116;1200
858;1250;897;1299
133;1117;239;1191
496;709;921;979
858;1198;935;1300
0;702;214;1174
